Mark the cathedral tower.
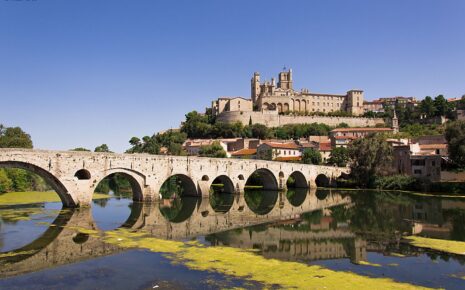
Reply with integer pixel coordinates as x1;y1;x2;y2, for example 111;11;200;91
278;68;293;90
251;72;261;103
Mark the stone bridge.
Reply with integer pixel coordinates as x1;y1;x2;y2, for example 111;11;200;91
0;149;349;207
0;189;351;277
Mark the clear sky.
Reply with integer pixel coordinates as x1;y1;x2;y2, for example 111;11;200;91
1;0;464;152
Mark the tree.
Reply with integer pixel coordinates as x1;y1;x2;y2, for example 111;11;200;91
433;95;449;117
70;147;91;152
420;96;436;118
0;169;13;193
348;134;393;187
95;144;111;152
301;148;322;165
445;120;465;168
198;141;227;158
328;147;349;167
249;124;270;139
0;125;33;148
257;148;273;161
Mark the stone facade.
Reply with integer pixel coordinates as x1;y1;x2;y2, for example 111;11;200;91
251;69;364;115
211;69;382;127
216;110;385;127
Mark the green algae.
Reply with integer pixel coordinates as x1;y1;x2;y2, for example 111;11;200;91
0;250;36;258
101;229;430;289
404;236;465;255
0;191;110;205
357;261;382;267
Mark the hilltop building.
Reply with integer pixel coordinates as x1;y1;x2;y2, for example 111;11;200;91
213;69;364;116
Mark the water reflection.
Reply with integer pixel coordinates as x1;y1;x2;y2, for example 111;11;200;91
286;188;308;207
2;189;465;289
244;189;279;215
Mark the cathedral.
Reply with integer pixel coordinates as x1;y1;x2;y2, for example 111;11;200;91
212;69;365;117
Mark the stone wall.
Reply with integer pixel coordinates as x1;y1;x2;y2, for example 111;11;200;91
216;111;385;127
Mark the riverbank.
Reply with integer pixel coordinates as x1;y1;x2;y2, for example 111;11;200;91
323;187;465;198
0;191;110;206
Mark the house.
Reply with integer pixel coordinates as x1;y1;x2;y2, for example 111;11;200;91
319;142;332;163
256;142;301;161
230;148;257;159
182;139;230;156
330;127;394;148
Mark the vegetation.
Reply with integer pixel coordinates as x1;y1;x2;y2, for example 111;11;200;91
372;175;420;191
127;129;187;155
94;144;112;153
348;134;393;187
301;148;321;165
102;229;426;289
327;147;349;167
445;120;465;168
0;191;109;205
0;124;33;148
70;147;91;152
404;236;465;255
198;141;227;158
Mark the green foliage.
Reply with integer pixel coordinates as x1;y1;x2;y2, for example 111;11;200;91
419;96;436;118
257;148;273;161
0;169;13;193
0;124;33;148
71;147;91;152
273;123;331;139
127;129;187;155
94;144;111;152
373;175;420;190
445;120;465;168
327;147;349;167
301;148;322;165
198;141;227;158
399;123;443;138
348;134;393;187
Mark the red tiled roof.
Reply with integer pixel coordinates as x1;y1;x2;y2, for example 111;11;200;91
319;142;332;151
419;144;447;150
275;156;302;161
331;127;393;133
334;136;358;140
261;142;300;149
231;148;257;156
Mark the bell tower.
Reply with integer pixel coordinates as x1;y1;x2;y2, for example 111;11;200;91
278;68;293;90
251;72;261;103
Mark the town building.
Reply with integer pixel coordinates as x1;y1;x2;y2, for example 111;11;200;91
363;96;418;113
211;69;367;116
256;142;302;161
329;127;394;148
230;148;257;159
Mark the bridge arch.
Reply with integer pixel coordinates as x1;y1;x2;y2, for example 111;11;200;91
245;168;278;191
287;171;308;189
93;169;145;201
160;174;198;197
74;169;91;180
315;174;330;187
0;161;76;207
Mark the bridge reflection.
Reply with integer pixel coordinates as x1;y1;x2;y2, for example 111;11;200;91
0;188;352;277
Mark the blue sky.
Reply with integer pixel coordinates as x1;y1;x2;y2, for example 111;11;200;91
1;0;464;152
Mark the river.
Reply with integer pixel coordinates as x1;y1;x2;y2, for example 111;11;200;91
0;188;465;289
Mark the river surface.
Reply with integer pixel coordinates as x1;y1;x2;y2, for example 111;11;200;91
1;189;465;289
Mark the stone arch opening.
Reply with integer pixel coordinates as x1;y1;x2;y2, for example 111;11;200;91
94;172;143;202
0;161;75;207
74;169;91;180
238;174;244;180
209;175;235;213
201;175;209;181
245;168;278;191
160;174;198;198
287;171;308;188
158;174;200;223
315;174;330;187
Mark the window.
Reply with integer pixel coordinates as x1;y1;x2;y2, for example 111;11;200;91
414;169;422;174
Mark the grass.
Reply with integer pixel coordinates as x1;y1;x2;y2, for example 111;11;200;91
0;191;110;205
404;236;465;255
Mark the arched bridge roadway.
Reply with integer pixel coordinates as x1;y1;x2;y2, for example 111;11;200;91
0;149;349;207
